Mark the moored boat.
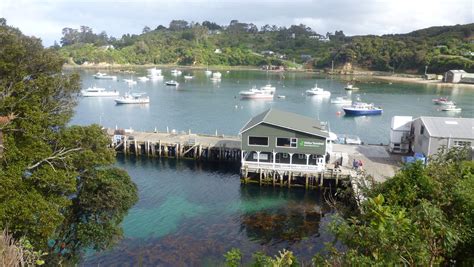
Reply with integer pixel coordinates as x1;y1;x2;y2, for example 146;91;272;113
205;70;212;76
123;78;137;85
239;87;274;99
342;102;383;115
93;72;117;80
184;75;194;79
165;80;179;86
344;83;359;90
171;69;182;76
138;76;150;82
147;67;162;76
441;104;462;112
432;97;449;104
212;72;222;78
306;84;331;96
81;86;119;97
114;93;150;104
330;96;352;105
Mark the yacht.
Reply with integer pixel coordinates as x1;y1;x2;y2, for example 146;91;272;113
239;87;274;99
148;74;164;80
81;86;119;97
165;80;179;86
93;72;117;80
205;69;212;76
344;83;359;90
184;75;194;79
306;84;331;96
138;76;150;82
114;93;150;104
330;96;352;105
212;72;222;79
342;102;383;115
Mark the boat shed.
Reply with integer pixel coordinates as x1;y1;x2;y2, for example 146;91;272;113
239;108;330;173
410;116;474;158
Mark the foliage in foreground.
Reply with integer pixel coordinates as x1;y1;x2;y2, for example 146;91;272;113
0;20;138;264
225;147;473;266
0;230;46;266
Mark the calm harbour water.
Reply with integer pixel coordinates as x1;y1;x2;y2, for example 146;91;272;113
73;69;473;265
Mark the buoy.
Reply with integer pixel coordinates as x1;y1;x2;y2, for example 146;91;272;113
336;111;342;115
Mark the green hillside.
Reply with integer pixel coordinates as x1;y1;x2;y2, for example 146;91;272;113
57;21;474;73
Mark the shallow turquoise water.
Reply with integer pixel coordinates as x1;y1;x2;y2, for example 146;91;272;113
73;69;473;265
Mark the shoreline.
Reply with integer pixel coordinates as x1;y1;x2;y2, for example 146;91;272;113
63;63;474;88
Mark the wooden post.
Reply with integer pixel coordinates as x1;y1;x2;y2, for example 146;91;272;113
305;174;309;189
163;145;168;158
198;145;202;159
288;172;292;188
158;140;162;157
124;139;127;154
175;143;179;158
320;172;324;186
134;140;138;156
259;169;262;186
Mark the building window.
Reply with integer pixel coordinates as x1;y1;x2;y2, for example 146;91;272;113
420;126;425;135
454;140;471;147
276;137;297;148
248;136;268;146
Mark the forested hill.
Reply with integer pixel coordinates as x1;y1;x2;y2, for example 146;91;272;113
56;20;474;74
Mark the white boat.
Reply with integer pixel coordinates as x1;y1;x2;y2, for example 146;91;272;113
147;67;162;76
331;96;352;105
114;93;150;104
171;69;182;76
277;95;286;99
138;76;150;82
165;80;179;86
123;78;137;85
239;87;274;99
81;86;119;97
344;83;359;90
306;84;331;96
212;72;222;79
260;84;276;92
210;77;221;82
148;74;164;80
93;72;117;80
441;104;462;112
439;100;455;106
184;75;194;79
205;70;212;76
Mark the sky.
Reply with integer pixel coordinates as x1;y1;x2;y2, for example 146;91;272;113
1;0;472;46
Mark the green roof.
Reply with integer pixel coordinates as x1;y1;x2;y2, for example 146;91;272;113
240;108;329;138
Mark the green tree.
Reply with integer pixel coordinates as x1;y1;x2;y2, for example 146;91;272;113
0;21;137;264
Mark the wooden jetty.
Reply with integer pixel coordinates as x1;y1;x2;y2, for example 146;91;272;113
108;128;242;161
107;128;374;204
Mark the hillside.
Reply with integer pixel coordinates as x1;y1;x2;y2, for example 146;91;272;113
57;21;474;73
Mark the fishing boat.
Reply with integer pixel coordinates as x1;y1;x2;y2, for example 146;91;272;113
439;100;456;106
239;87;274;99
123;78;137;85
344;83;359;90
114;92;150;104
432;97;449;104
330;96;352;105
81;86;119;97
138;76;150;82
342;102;383;115
93;72;117;80
165;80;179;86
306;84;331;96
184;75;194;79
441;104;462;112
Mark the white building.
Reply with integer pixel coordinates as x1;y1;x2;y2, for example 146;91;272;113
389;116;413;153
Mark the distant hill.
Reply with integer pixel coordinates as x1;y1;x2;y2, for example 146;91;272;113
56;21;474;73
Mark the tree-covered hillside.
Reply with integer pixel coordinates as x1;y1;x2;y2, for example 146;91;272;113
57;20;474;73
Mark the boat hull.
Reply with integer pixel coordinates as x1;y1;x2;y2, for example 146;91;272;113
115;99;150;104
343;108;382;115
82;92;120;97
